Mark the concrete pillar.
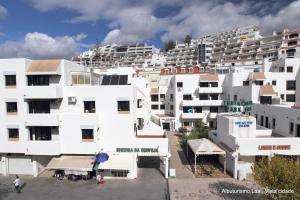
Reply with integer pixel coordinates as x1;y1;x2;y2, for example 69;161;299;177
1;156;8;176
194;154;197;174
165;156;168;179
133;155;138;179
223;154;226;174
33;160;39;177
234;154;238;179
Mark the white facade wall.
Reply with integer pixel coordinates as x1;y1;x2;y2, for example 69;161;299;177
0;58;168;178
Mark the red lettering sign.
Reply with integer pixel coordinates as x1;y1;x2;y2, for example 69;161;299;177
258;145;291;150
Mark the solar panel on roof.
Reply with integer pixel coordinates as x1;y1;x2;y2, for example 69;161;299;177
101;75;111;85
110;75;119;85
119;75;128;85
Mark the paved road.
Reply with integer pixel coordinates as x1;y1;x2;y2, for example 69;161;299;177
167;132;194;179
169;178;263;200
0;168;168;200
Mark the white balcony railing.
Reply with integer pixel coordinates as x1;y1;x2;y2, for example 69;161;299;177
182;100;223;106
24;86;62;99
25;140;60;155
181;112;206;119
198;87;223;93
208;112;218;118
25;114;59;126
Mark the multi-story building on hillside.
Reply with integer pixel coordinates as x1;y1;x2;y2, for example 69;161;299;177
72;44;157;69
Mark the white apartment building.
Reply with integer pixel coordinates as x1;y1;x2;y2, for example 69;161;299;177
146;66;224;131
0;59;169;179
163;42;199;67
279;28;300;59
210;114;300;179
72;44;157;69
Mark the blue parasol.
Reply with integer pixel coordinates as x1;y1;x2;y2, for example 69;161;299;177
96;153;109;164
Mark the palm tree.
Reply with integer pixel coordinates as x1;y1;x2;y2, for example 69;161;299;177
184;35;192;46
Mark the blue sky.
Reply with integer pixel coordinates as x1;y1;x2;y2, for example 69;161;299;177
0;0;299;59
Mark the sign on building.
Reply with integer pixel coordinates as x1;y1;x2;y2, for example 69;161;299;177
224;100;252;112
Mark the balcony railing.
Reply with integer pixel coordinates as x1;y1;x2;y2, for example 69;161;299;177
24;86;62;99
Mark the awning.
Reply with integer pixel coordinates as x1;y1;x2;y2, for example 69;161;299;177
253;72;266;80
260;85;276;96
26;60;61;74
46;156;95;171
200;74;219;82
98;154;133;171
150;87;159;94
188;138;225;155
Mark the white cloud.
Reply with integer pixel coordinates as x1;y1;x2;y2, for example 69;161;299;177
28;0;300;44
0;4;7;19
0;32;86;59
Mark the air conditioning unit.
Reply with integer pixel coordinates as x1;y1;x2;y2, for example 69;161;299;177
68;97;77;104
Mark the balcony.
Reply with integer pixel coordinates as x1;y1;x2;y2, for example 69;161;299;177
24;86;62;99
182;100;223;106
181;112;206;119
25;114;59;126
25;140;60;155
198;87;223;93
208;112;218;118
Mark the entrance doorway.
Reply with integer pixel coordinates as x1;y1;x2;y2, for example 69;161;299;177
297;124;300;137
162;122;170;131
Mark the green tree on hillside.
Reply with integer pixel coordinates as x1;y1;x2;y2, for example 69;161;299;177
164;40;176;51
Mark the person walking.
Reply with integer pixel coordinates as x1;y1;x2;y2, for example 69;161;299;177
13;175;21;193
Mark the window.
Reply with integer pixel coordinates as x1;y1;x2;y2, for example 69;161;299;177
160;94;165;99
84;101;96;113
170;94;174;102
286;80;296;90
151;94;159;102
254;80;263;85
8;129;19;141
194;106;202;113
290;122;294;135
151;105;158;110
287;66;293;73
117;101;130;113
5;75;16;87
272;80;276;86
272;118;276;129
170;105;174;110
243;81;249;86
183;106;192;113
210;94;219;100
279;67;284;72
234;95;238;102
183;122;190;127
82;129;94;142
280;94;284;100
109;169;129;177
210;107;218;113
6;102;17;114
29;101;50;113
177;82;183;88
137;99;142;108
260;116;264;126
27;75;49;86
211;82;218;87
30;127;52;141
199;82;209;87
199;94;209;100
160;104;165;110
286;94;295;102
183;94;192;100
